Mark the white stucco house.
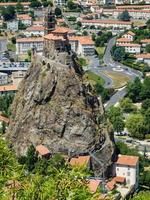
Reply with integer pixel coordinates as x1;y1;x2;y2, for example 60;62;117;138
135;53;150;66
122;31;135;41
17;14;32;27
69;36;95;56
25;26;45;37
115;155;139;189
7;20;18;31
16;37;44;55
116;43;141;54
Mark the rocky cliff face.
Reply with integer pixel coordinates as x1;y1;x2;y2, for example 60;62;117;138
6;52;114;175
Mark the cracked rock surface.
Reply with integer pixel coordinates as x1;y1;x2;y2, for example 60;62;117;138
6;54;114;175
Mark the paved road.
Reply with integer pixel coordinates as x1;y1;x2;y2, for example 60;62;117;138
115;136;150;153
88;37;143;110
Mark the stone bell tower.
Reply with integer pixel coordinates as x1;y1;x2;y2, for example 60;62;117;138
44;3;56;35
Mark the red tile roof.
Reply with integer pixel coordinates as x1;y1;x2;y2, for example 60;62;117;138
135;53;150;59
116;5;150;9
114;176;126;183
26;26;45;31
0;2;30;6
52;26;76;34
126;31;135;36
117;43;141;47
69;36;94;45
70;156;90;166
87;179;101;193
0;115;9;124
81;19;132;25
116;155;139;166
16;37;44;43
17;14;31;20
36;145;50;156
117;38;131;42
0;85;17;92
106;180;116;191
141;39;150;43
44;34;65;41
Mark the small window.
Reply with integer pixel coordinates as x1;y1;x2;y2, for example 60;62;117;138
127;172;130;176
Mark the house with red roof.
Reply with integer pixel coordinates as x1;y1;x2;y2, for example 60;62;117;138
25;26;45;37
135;53;150;66
69;36;95;56
16;37;44;55
17;14;32;27
69;155;91;168
115;155;139;189
87;179;101;193
36;145;51;159
122;31;135;42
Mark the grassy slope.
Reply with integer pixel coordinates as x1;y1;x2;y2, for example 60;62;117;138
85;70;105;86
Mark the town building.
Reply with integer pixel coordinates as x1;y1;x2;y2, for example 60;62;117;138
115;155;139;189
55;0;66;5
116;38;132;45
69;155;91;168
116;43;141;54
11;71;26;87
0;37;7;53
113;9;150;20
0;72;8;85
16;37;44;55
140;39;150;47
116;4;150;9
0;2;30;8
0;85;17;95
36;145;51;158
81;19;132;30
87;179;101;193
51;26;76;37
122;31;135;41
135;53;150;66
7;20;19;31
25;26;45;37
33;21;44;26
17;14;32;27
69;36;95;56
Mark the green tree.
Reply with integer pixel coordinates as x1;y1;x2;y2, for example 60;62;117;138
144;108;150;134
16;2;23;13
141;99;150;111
107;106;124;131
118;10;131;21
11;37;16;44
145;44;150;53
26;144;38;172
113;46;126;62
82;30;88;36
2;6;16;21
126;114;146;139
55;7;62;17
30;0;42;8
126;77;142;102
119;98;136;113
77;21;82;28
146;18;150;29
107;106;123;123
67;0;77;10
132;191;150;199
113;116;125;133
140;77;150;100
0;122;6;134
